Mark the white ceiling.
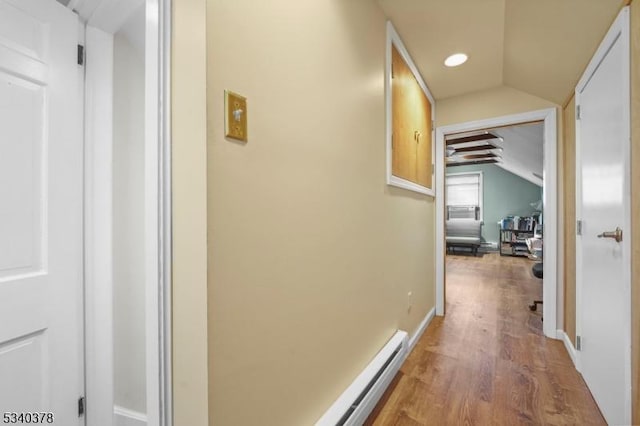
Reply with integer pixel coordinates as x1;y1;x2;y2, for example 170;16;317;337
492;122;544;186
118;4;145;54
378;0;624;103
59;0;144;33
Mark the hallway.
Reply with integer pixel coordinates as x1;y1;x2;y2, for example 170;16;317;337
366;254;605;425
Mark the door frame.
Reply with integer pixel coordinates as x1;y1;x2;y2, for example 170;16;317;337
385;21;436;196
435;108;559;338
83;0;173;424
83;24;115;425
574;6;631;420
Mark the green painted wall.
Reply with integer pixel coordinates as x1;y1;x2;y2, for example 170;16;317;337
447;164;542;245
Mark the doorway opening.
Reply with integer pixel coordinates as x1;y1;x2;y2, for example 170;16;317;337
435;108;558;339
443;121;545;337
77;0;172;424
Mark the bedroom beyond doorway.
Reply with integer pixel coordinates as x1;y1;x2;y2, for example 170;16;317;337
442;119;548;337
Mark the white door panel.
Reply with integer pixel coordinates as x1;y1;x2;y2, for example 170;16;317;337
0;0;83;424
0;72;45;277
576;7;631;426
0;2;47;61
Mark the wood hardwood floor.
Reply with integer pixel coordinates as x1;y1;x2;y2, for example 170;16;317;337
366;253;605;425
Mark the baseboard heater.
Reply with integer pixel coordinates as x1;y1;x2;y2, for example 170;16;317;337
315;330;409;426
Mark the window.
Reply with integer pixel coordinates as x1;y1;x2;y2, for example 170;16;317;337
446;172;482;220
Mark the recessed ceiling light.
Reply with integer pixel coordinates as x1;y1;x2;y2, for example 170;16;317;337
444;53;468;67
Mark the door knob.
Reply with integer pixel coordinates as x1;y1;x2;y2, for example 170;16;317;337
597;227;623;243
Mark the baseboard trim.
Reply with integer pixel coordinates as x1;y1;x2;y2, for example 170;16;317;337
114;406;147;426
315;331;408;425
557;329;579;370
407;307;435;354
315;308;435;425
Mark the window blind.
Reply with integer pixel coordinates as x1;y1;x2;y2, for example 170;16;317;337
446;173;480;207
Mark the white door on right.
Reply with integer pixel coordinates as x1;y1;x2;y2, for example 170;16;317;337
576;7;631;426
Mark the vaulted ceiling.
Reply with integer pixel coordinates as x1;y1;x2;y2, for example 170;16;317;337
378;0;625;103
492;123;544;186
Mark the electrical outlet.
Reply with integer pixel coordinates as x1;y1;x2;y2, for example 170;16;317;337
407;291;412;313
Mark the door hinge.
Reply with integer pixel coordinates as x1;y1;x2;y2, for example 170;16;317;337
577;220;582;236
576;335;582;351
78;396;85;417
576;105;581;120
77;44;84;66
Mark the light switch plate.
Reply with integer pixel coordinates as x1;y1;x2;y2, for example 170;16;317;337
225;90;248;142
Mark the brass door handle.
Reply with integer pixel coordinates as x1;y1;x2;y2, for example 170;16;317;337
597;227;623;242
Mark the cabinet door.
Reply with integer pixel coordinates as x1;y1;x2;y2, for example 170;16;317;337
391;44;433;187
391;45;416;182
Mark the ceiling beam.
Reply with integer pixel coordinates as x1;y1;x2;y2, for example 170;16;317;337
446;159;499;167
462;153;499;160
450;142;500;153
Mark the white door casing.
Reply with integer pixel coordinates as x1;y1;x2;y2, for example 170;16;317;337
435;107;558;338
575;7;631;425
80;0;173;423
0;0;84;423
84;25;115;426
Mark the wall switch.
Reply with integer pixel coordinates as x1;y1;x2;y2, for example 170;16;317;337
407;291;412;313
225;90;248;142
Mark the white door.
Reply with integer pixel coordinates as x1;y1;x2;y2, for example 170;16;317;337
0;0;84;424
576;7;631;426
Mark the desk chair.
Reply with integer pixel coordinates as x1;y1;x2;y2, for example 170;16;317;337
529;262;543;312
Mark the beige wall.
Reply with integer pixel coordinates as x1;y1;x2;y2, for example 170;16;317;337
562;97;577;346
631;1;640;422
435;85;558;127
206;1;435;424
172;0;209;425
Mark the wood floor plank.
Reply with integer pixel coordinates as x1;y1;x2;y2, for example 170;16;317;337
366;253;606;425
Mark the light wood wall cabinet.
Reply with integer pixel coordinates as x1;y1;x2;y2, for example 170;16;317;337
391;45;433;188
386;23;435;196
